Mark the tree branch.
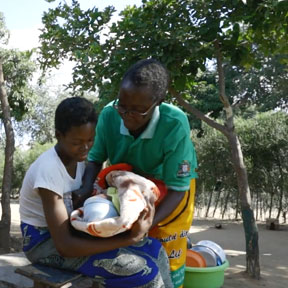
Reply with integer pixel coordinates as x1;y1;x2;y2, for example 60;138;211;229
169;87;229;137
214;40;234;131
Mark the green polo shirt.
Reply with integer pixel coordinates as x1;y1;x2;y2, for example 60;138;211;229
88;102;197;191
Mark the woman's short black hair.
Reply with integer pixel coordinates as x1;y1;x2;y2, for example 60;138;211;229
55;97;97;135
121;59;170;102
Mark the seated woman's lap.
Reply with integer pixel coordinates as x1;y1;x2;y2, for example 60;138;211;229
21;223;172;288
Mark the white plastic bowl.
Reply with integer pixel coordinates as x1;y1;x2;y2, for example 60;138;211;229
191;245;218;267
196;240;226;263
83;196;119;222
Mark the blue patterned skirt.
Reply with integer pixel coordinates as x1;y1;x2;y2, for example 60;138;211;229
20;222;172;288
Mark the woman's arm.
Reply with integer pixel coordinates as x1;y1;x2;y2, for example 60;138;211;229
39;188;153;257
151;189;185;228
72;161;103;208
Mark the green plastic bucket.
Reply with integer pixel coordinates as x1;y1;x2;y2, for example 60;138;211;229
184;260;229;288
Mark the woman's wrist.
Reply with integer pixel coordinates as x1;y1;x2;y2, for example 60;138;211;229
72;187;92;208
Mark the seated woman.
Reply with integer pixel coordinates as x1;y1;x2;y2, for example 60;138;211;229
19;97;173;288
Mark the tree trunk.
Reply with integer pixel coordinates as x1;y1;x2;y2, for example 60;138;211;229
170;40;261;279
212;188;221;218
198;182;205;217
268;189;273;219
255;190;258;221
221;190;230;219
227;132;260;278
235;190;240;220
260;196;263;221
205;188;213;218
0;59;15;252
276;155;284;220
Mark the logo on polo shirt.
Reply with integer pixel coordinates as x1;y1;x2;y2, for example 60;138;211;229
177;160;190;177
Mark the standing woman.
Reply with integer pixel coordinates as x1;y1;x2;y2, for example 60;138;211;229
79;59;198;288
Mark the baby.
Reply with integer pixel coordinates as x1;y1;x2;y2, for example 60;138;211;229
71;170;160;237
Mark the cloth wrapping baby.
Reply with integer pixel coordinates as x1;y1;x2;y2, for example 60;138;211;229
70;170;160;237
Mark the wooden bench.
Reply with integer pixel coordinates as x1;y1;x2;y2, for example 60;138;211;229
15;264;99;288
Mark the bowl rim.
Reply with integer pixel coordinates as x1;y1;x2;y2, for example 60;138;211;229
196;240;226;262
186;249;207;268
190;245;218;266
185;260;229;272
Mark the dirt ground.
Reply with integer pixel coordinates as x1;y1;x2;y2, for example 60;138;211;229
2;200;288;288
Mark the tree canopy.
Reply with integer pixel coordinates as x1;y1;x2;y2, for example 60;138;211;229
39;0;288;113
0;49;37;121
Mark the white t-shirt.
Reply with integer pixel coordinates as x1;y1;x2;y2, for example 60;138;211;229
19;147;85;227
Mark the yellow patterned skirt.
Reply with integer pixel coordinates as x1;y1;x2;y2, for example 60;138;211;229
149;179;196;288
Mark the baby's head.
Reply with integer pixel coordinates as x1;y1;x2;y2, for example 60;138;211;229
83;195;119;222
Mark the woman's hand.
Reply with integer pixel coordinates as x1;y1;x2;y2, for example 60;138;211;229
72;161;103;209
128;201;155;244
72;187;92;209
